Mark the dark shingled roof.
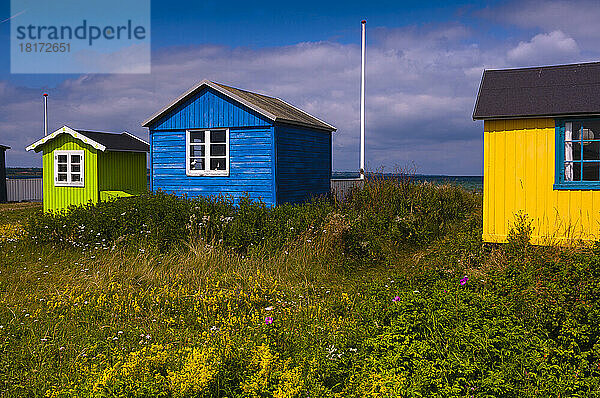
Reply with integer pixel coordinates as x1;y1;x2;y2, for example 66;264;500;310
473;62;600;120
142;80;336;131
75;130;149;152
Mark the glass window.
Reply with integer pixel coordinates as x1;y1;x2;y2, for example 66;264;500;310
54;150;84;187
186;130;228;176
558;120;600;188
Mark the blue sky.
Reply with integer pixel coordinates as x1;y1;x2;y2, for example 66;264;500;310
1;0;599;174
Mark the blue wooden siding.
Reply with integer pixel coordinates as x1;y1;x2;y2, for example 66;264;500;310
275;124;331;204
152;127;275;206
149;85;333;207
151;87;271;131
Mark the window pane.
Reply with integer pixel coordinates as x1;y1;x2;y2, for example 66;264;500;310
572;142;581;160
581;120;600;140
58;164;67;173
583;163;600;181
71;174;81;182
573;162;581;181
58;155;67;163
211;144;226;156
190;145;205;157
71;164;81;173
582;128;596;141
190;158;205;170
572;122;583;140
190;131;205;143
71;154;81;164
57;173;67;181
583;141;600;160
565;162;574;181
210;158;226;170
211;130;226;143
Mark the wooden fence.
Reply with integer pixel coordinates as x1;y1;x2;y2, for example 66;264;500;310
6;178;43;202
330;178;364;201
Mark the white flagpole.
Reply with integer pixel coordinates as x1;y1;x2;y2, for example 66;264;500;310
43;93;48;136
360;20;366;179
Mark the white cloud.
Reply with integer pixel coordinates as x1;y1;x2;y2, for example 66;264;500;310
489;0;600;50
507;30;579;65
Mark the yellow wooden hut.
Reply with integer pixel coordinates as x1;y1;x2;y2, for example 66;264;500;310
473;62;600;244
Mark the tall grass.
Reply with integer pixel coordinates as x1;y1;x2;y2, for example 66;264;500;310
1;178;599;396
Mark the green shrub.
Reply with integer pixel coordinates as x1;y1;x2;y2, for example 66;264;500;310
25;178;476;257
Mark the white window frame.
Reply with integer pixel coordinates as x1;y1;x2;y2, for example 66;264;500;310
186;129;229;176
54;150;85;187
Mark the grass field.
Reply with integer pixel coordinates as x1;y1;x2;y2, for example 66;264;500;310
1;182;600;397
0;202;41;224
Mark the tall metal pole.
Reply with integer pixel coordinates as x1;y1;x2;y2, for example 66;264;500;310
360;20;366;180
43;93;48;136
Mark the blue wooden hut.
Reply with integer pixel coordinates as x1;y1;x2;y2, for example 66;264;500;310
142;80;336;206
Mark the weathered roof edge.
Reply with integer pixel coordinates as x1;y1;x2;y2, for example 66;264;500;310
0;144;10;150
475;60;600;75
472;69;486;121
275;97;337;132
26;126;107;152
474;112;600;121
141;79;337;131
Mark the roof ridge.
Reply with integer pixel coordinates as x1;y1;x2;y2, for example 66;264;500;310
484;61;600;73
26;125;149;152
212;81;277;100
76;129;126;134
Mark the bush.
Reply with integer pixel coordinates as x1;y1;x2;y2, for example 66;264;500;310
25;179;476;257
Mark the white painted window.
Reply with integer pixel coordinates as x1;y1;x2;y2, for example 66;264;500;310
54;150;84;187
186;129;229;176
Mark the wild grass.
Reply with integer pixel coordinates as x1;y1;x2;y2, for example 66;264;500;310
0;202;41;225
1;179;600;397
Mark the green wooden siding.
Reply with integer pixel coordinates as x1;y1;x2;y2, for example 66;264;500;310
42;135;98;212
98;151;147;194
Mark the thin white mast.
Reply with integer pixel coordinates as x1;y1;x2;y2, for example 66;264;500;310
360;20;366;179
43;93;48;136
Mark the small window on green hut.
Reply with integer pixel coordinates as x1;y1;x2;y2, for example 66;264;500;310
54;150;84;187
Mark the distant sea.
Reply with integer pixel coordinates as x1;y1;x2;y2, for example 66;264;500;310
332;172;483;192
7;168;484;192
5;168;42;179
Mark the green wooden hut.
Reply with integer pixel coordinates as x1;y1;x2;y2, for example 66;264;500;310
26;125;149;212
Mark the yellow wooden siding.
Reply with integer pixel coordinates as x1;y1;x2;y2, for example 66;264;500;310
41;135;98;213
484;118;600;244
